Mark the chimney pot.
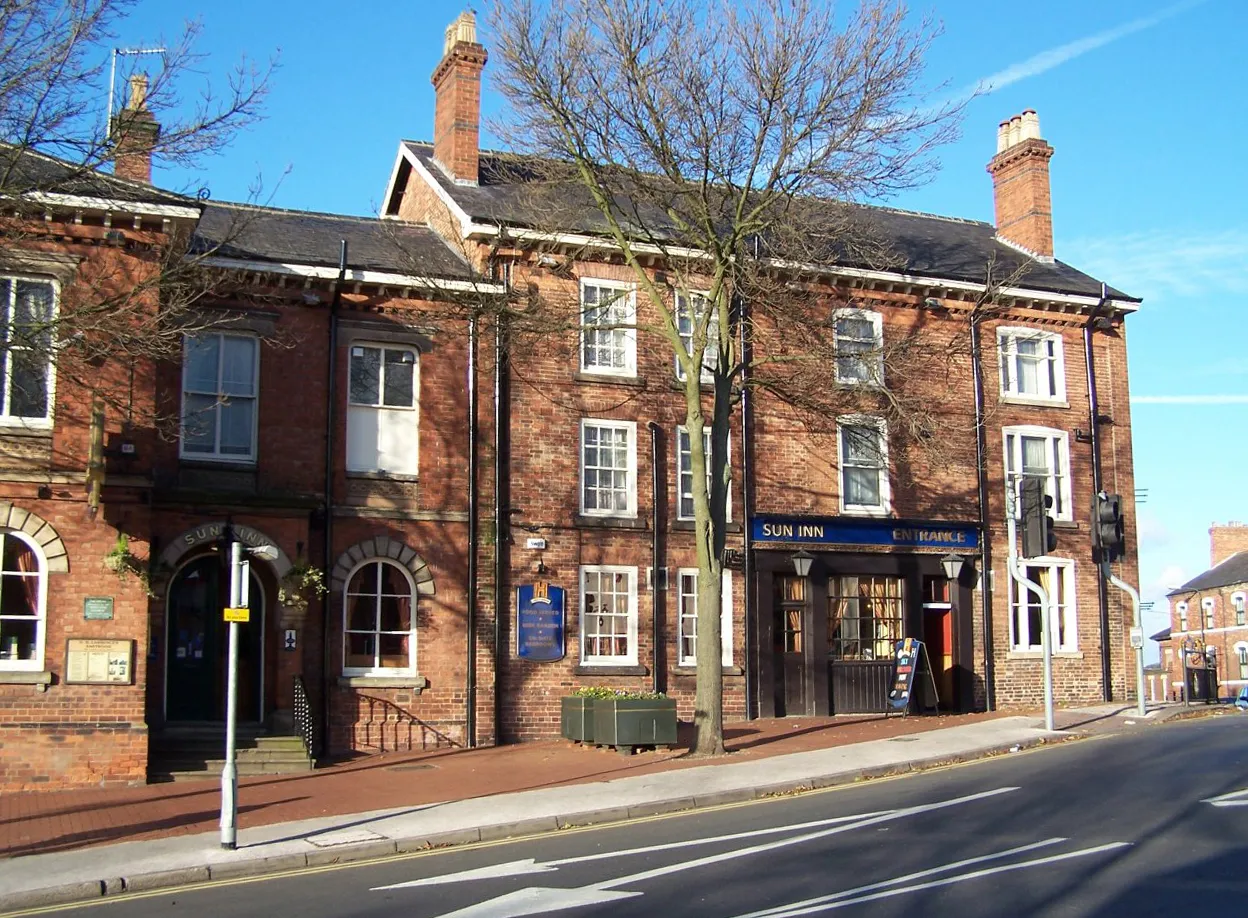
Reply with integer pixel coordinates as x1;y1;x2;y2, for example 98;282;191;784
112;72;160;185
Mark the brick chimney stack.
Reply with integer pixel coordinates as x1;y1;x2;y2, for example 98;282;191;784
112;73;160;185
1210;522;1248;567
432;11;488;185
986;110;1054;259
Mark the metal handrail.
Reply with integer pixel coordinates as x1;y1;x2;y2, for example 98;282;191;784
293;675;319;760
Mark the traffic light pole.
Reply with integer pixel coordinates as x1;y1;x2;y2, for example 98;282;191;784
1007;488;1055;732
1103;564;1146;718
220;539;243;850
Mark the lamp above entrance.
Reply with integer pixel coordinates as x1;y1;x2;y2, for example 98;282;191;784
791;549;815;578
940;553;965;582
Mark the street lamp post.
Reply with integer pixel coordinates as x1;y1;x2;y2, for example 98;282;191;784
219;533;278;851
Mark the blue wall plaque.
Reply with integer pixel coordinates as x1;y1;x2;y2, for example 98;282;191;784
517;582;566;662
752;515;979;550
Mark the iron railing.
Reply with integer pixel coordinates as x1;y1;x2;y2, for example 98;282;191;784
293;675;320;760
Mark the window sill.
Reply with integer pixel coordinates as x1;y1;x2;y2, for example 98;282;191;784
179;458;257;471
0;670;52;690
338;675;428;691
0;423;52;438
574;371;644;388
573;664;649;677
1052;520;1079;530
1000;395;1070;410
672;519;741;532
671;665;743;677
840;506;891;518
1006;651;1083;660
347;470;420;483
575;515;646;530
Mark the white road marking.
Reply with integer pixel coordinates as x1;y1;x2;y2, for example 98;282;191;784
1202;788;1248;807
420;787;1019;918
740;842;1133;918
373;809;897;890
736;838;1069;918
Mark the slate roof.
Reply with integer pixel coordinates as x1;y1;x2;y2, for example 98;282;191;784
1150;627;1171;643
395;142;1138;303
0;144;195;208
1168;551;1248;595
193;202;475;280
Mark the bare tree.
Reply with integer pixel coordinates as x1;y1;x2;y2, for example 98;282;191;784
486;0;965;755
0;0;273;432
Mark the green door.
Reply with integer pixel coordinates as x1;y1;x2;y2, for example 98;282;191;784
166;555;264;722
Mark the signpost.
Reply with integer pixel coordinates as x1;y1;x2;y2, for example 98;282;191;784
888;638;939;712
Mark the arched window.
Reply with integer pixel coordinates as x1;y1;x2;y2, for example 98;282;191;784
1237;643;1248;681
343;559;416;675
1233;592;1246;627
1202;597;1216;629
1176;602;1188;632
0;530;45;670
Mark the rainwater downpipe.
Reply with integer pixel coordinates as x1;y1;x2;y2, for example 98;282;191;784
970;315;996;711
1086;283;1112;701
321;239;347;751
493;298;509;745
466;312;479;747
648;421;663;694
736;289;755;719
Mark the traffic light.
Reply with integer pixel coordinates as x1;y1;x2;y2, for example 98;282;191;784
1020;477;1057;559
1093;491;1125;563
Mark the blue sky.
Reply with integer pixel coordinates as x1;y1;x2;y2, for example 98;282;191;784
113;0;1244;657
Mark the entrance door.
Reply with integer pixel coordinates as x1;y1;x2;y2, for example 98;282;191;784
922;576;955;711
773;576;808;716
166;555;265;722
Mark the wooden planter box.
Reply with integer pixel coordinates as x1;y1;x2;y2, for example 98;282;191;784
592;697;677;752
560;696;595;743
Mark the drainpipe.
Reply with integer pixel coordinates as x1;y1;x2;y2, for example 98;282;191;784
466;313;479;747
736;288;755;719
1086;282;1112;701
493;297;509;745
321;239;347;752
648;421;663;694
970;315;996;711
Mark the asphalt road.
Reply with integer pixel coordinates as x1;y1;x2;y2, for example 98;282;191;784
33;715;1248;918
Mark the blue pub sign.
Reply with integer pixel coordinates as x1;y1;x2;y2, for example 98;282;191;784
752;515;979;551
516;581;566;662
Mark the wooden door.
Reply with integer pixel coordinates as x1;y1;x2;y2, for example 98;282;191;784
773;576;808;716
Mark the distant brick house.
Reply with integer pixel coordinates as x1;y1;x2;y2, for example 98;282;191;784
0;13;1143;791
1157;523;1248;702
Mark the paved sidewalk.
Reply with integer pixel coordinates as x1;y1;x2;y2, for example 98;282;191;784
0;702;1202;911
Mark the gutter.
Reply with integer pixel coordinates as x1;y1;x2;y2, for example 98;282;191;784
493;301;509;745
736;288;755;719
466;313;479;747
648;421;664;695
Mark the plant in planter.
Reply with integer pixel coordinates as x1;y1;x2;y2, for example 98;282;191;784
102;533;154;597
592;689;677;754
560;686;609;744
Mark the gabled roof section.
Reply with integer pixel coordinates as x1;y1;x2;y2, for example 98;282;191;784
397;140;1138;305
193;202;476;282
1168;551;1248;596
0;143;197;211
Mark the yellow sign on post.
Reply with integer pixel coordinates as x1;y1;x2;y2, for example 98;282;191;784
223;607;250;623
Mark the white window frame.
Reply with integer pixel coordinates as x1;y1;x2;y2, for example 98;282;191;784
579;279;636;377
675;290;718;383
1003;426;1072;523
677;425;730;522
579;419;637;518
1202;596;1216;629
579;565;638;666
838;416;890;516
998;326;1066;403
676;568;734;667
1233;592;1246;626
180;332;260;462
1236;641;1248;680
832;308;883;386
346;342;420;475
1176;601;1188;631
0;275;57;429
0;530;48;671
1008;558;1078;652
341;558;418;677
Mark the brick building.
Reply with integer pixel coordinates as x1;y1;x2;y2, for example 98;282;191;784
0;14;1142;790
1157;523;1248;702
